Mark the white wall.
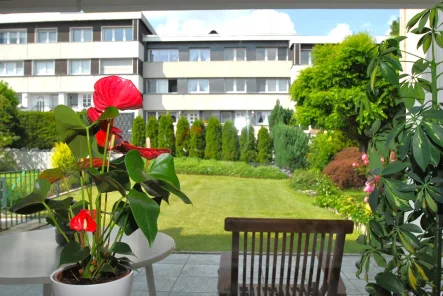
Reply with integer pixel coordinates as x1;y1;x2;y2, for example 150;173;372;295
7;149;53;170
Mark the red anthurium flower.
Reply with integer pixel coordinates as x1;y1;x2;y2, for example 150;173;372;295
78;158;112;170
93;76;142;112
70;209;97;232
113;141;171;160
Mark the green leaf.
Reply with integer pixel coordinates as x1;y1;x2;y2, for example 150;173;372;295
421;121;443;148
67;133;90;159
153;180;192;205
412;127;431;171
429;142;441;167
9;179;51;213
365;283;391;296
373;252;388;268
112;201;139;236
375;272;404;294
370;120;381;136
125;150;148;183
148;154;180;189
369;188;379;212
381;161;409;176
87;169;131;196
422;109;443;121
127;187;160;246
412;59;429;75
38;168;66;184
109;242;136;257
399;131;411;159
98;263;115;274
385;123;405;148
407;10;428;30
437;32;443;48
96;106;119;122
418;11;430;33
59;241;90;266
422;33;432;54
399;230;421;252
399;223;422;233
370;220;384;237
379;61;398;84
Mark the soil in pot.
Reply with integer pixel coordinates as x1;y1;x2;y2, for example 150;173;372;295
55;265;130;285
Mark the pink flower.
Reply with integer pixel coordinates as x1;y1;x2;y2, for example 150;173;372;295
352;162;358;167
373;175;380;183
364;182;375;193
362;154;368;161
364;196;369;203
363;159;370;166
390;151;397;162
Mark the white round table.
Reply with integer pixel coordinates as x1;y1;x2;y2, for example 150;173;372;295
0;228;175;296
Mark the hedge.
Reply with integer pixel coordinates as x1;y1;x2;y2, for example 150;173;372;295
257;127;272;164
189;119;205;158
131;116;146;147
158;113;175;155
14;111;57;149
204;116;222;160
272;124;308;170
176;116;190;157
239;125;257;163
221;120;239;161
174;157;288;179
146;116;159;148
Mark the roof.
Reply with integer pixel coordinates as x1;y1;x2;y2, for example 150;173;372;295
0;12;157;34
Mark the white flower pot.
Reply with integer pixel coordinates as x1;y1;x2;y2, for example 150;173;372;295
50;265;134;296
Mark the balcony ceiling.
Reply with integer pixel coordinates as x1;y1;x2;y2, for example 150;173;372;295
0;0;438;13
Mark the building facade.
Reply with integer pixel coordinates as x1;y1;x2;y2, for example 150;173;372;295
0;12;385;139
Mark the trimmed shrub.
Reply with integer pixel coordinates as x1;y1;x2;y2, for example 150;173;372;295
15;111;57;149
51;142;77;172
205;116;222;160
269;99;294;130
146;116;159;148
221;120;239;161
273;124;309;170
257;127;272;164
174;157;287;179
176;116;190;157
308;130;357;170
322;147;366;189
189;119;205;158
290;169;323;191
131;116;146;147
239;126;257;163
158;113;175;155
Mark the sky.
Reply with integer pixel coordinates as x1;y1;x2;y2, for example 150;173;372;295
144;9;399;39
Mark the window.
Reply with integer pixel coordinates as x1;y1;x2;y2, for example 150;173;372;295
34;60;55;75
301;50;312;65
81;94;92;108
202;111;220;122
147;79;178;94
0;30;27;44
189;48;210;61
258;79;289;92
225;79;246;93
36;29;57;43
221;111;233;124
0;61;24;76
68;94;78;108
100;59;132;74
224;48;246;61
183;111;199;124
256;48;278;61
252;111;271;125
102;27;132;41
69;60;90;75
149;49;179;62
188;79;209;93
71;28;92;42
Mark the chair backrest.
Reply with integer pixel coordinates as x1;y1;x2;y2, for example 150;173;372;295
225;218;354;296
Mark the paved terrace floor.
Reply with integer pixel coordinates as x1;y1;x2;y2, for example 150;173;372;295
0;253;377;296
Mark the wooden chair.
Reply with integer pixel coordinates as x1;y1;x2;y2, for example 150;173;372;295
218;218;354;296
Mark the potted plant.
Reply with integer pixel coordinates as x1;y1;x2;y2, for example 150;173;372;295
356;3;443;295
9;76;191;296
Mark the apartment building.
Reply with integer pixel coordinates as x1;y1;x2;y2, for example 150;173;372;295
0;12;386;139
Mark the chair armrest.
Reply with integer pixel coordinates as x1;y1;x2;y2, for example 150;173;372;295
317;253;347;296
218;252;232;296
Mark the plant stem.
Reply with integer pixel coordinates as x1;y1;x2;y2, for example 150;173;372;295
43;203;70;242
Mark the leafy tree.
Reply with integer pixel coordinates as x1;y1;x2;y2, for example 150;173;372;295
290;32;400;146
273;124;309;170
257;127;272;164
14;112;56;149
240;126;257;163
222;120;239;161
389;18;399;36
176;116;190;157
157;113;175;155
146;116;159;148
204;116;222;160
0;81;21;146
269;99;294;130
189;120;205;158
130;116;146;147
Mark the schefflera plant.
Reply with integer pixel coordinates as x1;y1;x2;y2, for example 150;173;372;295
9;76;191;282
356;4;443;296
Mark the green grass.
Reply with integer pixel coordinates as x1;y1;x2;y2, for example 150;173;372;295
68;175;364;253
341;189;366;202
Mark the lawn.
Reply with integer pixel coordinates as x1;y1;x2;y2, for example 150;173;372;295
68;174;364;253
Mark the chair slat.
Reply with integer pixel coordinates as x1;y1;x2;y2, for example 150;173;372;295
258;232;263;295
279;232;287;291
231;231;240;295
321;233;334;295
293;233;302;290
242;232;248;294
264;232;271;295
307;233;318;295
286;233;295;295
300;233;311;296
315;233;326;296
328;233;346;295
271;232;279;290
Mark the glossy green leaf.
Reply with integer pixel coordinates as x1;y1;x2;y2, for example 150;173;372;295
68;133;90;159
127;187;160;246
412;59;429;74
381;161;409;176
418;11;430;33
125;150;148;183
429;142;441;167
399;131;411;159
407;10;428;30
109;242;136;257
368;146;383;170
96;106;119;122
112;201;138;236
59;241;90;266
375;272;404;294
370;120;381;135
154;180;192;205
148;153;180;189
87;169;130;196
38;168;66;184
422;33;432;54
386;123;405;148
9;179;51;213
399;230;421;252
369;188;379;212
373;252;388;268
399;223;422;233
412;127;430;171
421;121;443;148
379;61;398;84
365;283;391;296
98;263;115;274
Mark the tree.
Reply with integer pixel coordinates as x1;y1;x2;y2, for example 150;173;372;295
257;127;272;164
175;116;190;157
157;113;175;155
146;116;159;148
269;99;294;130
221;120;239;161
240;126;257;163
389;17;399;36
204;116;222;160
0;81;21;146
189;119;205;158
130;116;146;147
290;32;400;146
273;124;309;170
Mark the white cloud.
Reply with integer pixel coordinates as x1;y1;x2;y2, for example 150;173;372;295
385;14;399;35
328;23;352;40
144;10;296;35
